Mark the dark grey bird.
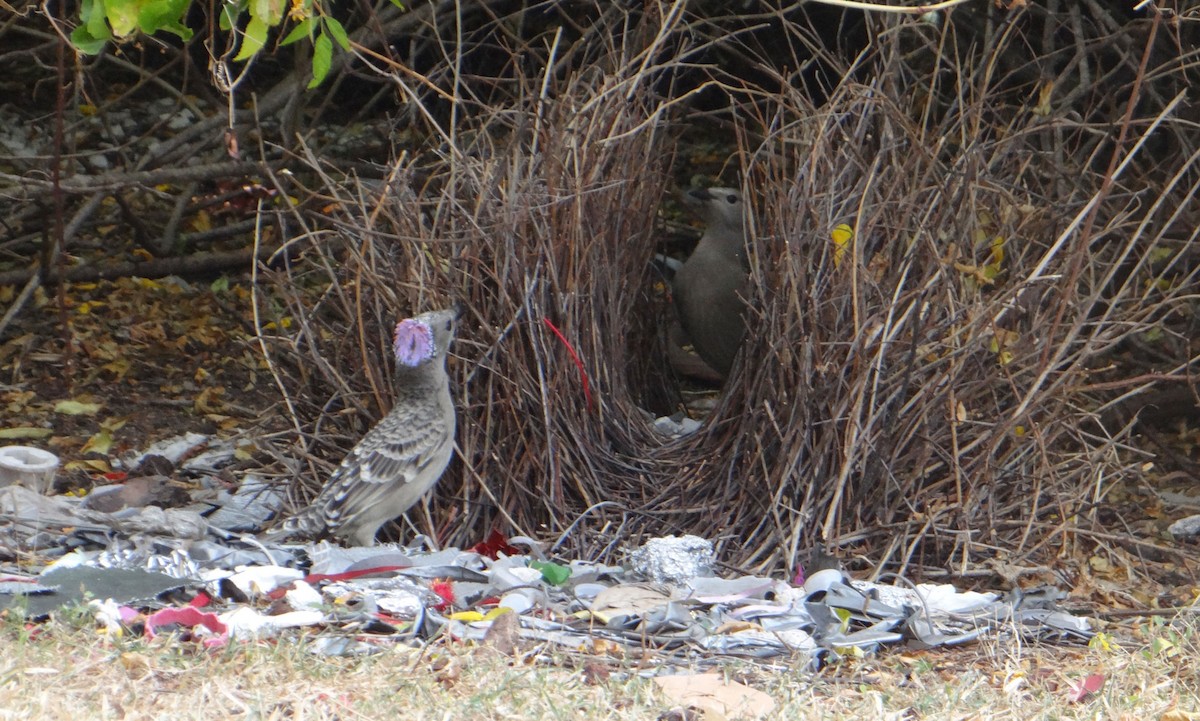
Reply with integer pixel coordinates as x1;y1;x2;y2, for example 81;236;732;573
269;308;458;546
672;187;749;379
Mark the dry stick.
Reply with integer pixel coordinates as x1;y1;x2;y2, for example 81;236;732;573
1001;85;1175;435
807;0;970;12
530;25;563;160
159;182;200;254
529;275;565;514
0;272;41;341
460;448;530;540
351;218;380;422
623;0;688;101
0;233;270;286
0;161;270;198
1085;145;1200;364
0;189;104;334
51;22;73;384
249;200;307;479
919;102;1187;468
820;156;881;541
0;232;272;287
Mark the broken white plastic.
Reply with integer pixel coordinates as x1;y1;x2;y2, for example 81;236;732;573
0;446;59;495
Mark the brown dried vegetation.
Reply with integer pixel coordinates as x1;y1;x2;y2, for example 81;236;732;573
255;3;1200;578
3;2;1198;582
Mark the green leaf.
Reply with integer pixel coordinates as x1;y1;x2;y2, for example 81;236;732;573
234;15;268;61
219;2;240;31
833;606;852;631
156;20;195;41
280;17;313;46
71;24;111;54
307;32;332;88
84;0;110;39
105;0;139;37
210;276;230;293
323;16;350;51
251;0;285;25
529;560;571;586
137;0;190;35
387;0;405;8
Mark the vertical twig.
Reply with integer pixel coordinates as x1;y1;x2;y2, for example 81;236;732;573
50;9;73;385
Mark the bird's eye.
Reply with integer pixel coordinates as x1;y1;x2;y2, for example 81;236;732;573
444;320;453;331
726;194;738;204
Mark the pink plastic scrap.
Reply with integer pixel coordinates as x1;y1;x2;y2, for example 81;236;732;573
144;606;229;648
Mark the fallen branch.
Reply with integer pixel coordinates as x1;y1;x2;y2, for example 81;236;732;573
0;161;273;200
0;240;280;286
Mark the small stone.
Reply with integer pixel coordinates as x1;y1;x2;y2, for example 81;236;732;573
166;109;194;131
1168;514;1200;539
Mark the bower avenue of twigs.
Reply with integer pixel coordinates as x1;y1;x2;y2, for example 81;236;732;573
248;2;1197;579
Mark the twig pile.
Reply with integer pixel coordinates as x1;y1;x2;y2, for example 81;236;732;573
257;3;1198;578
7;2;1193;577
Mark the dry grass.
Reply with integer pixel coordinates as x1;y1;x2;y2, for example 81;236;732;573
3;610;1200;720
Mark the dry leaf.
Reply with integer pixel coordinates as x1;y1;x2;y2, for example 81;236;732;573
654;674;775;720
81;428;114;455
1068;673;1105;703
54;399;103;415
591;584;672;621
0;427;53;440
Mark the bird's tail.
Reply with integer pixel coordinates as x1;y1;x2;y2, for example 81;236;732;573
260;510;326;542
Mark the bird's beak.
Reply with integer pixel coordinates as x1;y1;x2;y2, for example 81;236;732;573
684;187;714;206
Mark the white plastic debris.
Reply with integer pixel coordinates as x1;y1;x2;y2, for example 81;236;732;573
490;564;543;591
220;606;325;640
915;583;1000;614
110;506;208;539
119;432;208;468
498;590;536;614
0;486;88;533
225;565;305;597
0;446;59;494
653;415;703;438
687;575;779;602
88;598;127;635
43;550;93;572
374;588;424;618
284;580;323;610
858;581;999;615
803;569;845;598
205;475;284;532
571;582;607;601
180;440;239;473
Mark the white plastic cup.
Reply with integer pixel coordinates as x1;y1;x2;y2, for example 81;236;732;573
802;568;845;598
0;446;60;495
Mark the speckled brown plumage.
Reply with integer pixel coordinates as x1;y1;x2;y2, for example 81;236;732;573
270;308;458;546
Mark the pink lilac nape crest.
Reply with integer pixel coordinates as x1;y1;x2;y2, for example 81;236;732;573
393;318;435;366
